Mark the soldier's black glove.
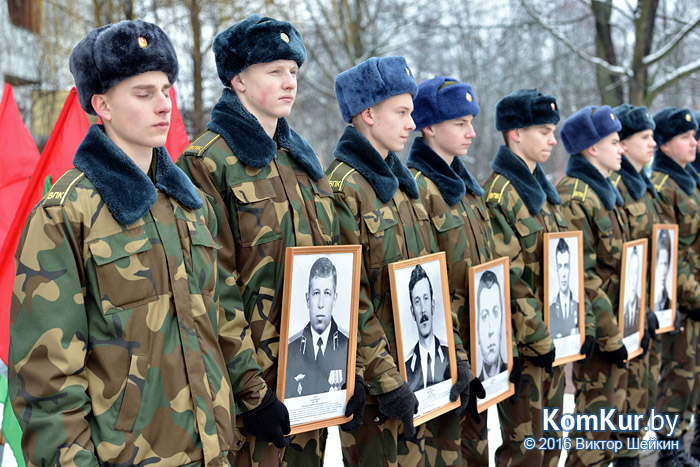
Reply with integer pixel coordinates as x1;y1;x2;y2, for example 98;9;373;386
242;389;290;448
683;306;700;323
340;374;366;432
640;331;651;357
466;377;486;423
646;310;659;340
508;357;523;404
525;349;555;374
601;345;628;369
376;382;419;437
449;360;470;415
579;335;595;363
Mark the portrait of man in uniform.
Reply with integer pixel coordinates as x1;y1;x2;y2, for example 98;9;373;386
654;229;672;312
476;269;508;381
549;238;580;339
285;256;349;398
404;264;451;391
623;245;642;337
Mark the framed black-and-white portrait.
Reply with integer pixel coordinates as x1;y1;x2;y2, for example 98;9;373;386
651;224;678;334
544;231;586;366
619;239;648;360
277;245;361;434
388;252;459;425
468;256;514;413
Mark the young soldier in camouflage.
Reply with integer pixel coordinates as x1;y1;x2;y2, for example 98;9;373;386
9;20;283;466
175;15;364;467
407;76;491;466
608;104;661;467
482;89;565;467
327;56;468;466
649;108;700;467
557;105;630;467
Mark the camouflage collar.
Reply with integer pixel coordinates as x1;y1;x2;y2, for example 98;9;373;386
566;153;623;210
73;124;202;225
406;137;483;205
333;126;419;202
207;88;323;180
491;144;560;215
617;155;657;200
652;149;699;195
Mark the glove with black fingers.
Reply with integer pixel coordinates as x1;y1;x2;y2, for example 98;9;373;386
601;345;628;369
579;335;595;363
466;377;486;423
340;374;367;432
449;360;470;415
525;349;556;374
508;357;523;404
376;382;419;437
646;310;659;341
241;389;291;448
640;331;651;357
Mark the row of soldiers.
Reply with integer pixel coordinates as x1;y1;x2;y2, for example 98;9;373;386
7;12;700;467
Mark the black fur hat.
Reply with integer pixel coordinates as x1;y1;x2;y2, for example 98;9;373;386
69;19;179;115
213;14;306;86
612;104;655;141
653;107;698;147
495;89;560;131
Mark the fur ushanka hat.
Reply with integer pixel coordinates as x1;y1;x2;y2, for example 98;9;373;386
652;107;698;147
612;104;655;141
335;56;418;123
69;19;178;115
412;76;480;130
213;14;306;86
495;89;560;131
560;105;622;155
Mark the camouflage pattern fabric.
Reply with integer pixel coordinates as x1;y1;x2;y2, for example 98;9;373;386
177;132;340;466
482;170;566;467
557;175;630;466
10;168;266;466
410;168;494;466
650;169;700;438
541;364;565;467
610;171;661;457
567;351;627;467
326;156;437;467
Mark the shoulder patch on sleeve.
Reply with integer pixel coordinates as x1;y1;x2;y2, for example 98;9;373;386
571;179;589;202
183;131;221;158
43;168;84;207
486;174;510;204
651;172;669;192
327;162;356;193
610;172;621;188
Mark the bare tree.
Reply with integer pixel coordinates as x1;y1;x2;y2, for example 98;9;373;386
520;0;700;106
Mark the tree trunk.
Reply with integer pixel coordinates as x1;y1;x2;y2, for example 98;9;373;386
590;0;624;105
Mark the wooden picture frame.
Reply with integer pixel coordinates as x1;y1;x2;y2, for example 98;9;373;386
468;256;514;413
388;252;459;425
619;239;648;360
544;231;586;366
277;245;361;434
650;224;678;334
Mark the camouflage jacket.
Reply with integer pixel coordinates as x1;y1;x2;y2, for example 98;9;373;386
483;145;564;358
650;151;700;312
10;125;266;466
557;154;630;352
326;126;438;396
406;137;493;365
176;90;341;391
611;155;661;316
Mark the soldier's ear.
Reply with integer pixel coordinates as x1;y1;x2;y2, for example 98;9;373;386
359;107;374;126
509;128;521;143
92;93;112;122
